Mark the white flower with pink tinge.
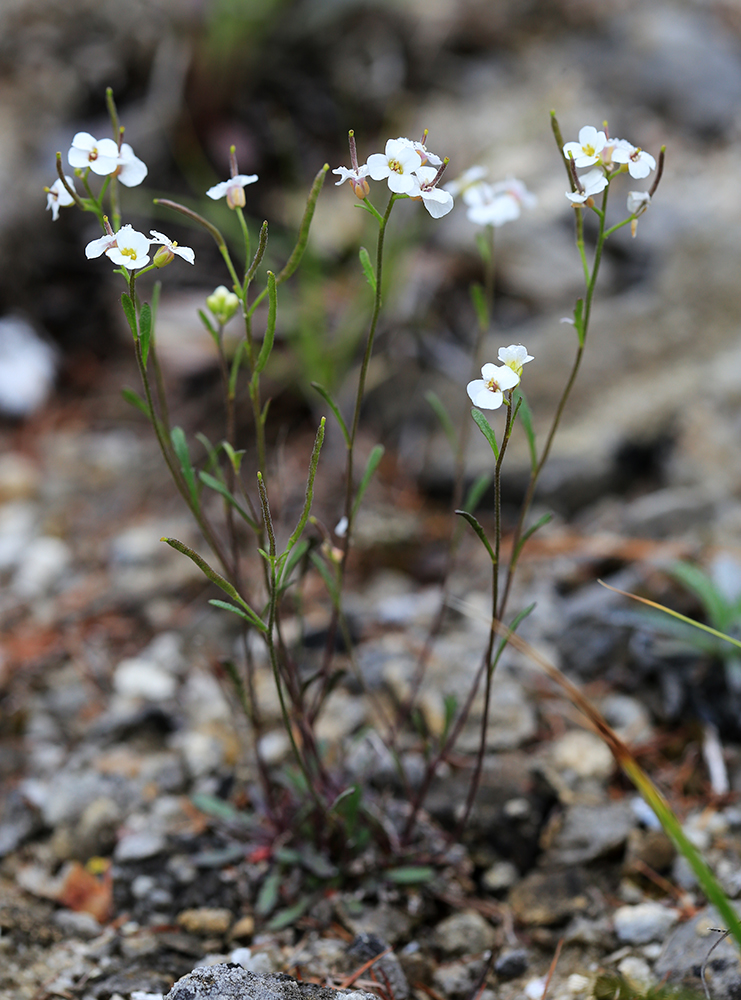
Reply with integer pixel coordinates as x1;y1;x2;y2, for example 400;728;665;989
68;132;120;175
611;138;656;179
498;344;534;377
566;168;608;205
85;224;151;270
563;126;607;168
467;362;520;410
45;177;76;221
366;138;421;194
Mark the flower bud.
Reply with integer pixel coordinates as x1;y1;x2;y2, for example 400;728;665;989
206;285;240;325
152;245;175;268
226;181;246;210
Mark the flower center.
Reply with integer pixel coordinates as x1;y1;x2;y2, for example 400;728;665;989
121;247;138;260
486;377;501;392
89;147;99;162
583;144;595;157
388;158;404;174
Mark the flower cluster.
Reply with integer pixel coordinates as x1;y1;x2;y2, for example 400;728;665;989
467;345;534;410
334;133;453;218
85;225;194;271
68;132;148;187
563;125;656;219
445;169;536;227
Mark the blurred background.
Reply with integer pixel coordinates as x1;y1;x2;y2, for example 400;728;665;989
2;0;741;537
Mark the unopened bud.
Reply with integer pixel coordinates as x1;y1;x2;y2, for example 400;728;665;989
206;285;240;324
226;181;246;210
153;245;174;268
351;177;370;199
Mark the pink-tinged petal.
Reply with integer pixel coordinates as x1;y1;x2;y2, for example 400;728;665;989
85;234;117;259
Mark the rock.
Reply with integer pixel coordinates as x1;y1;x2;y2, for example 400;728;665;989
74;796;122;860
543;801;635;865
338;900;414;945
114;830;167;862
347;934;409;1000
231;916;256;941
613;902;680;944
482;860;519;893
177;908;233;937
432;959;486;1000
510;867;591;926
616;956;655;993
165;967;376;1000
549;730;614;781
113;657;178;702
655;908;741;995
52;908;102;939
13;535;71;598
433;910;496;956
494;948;529;979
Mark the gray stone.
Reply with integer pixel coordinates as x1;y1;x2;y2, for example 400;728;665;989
613;902;680;944
114;830;167;861
166;967;376;1000
655;908;741;995
510;868;591;926
545;801;635;865
433;910;496;957
347;934;409;1000
494;949;529;980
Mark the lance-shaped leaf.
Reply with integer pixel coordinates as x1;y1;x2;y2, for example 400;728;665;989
359;246;376;293
139;302;152;368
198;308;219;348
121;292;137;339
513;388;537;472
255;271;277;374
162;537;266;632
171;427;199;510
199;471;258;530
471;407;499;460
425;390;457;454
311;383;349;446
209;598;267;633
455;509;495;564
310;550;340;609
470;282;489;331
121;386;151;421
462;472;492;514
278;419;325;581
573;297;585;346
352;444;384;520
512;512;553;564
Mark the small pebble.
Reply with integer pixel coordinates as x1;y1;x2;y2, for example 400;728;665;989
177;907;233;937
613;902;679;944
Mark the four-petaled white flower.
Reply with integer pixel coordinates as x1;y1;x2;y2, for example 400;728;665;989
611;138;656;179
149;230;195;267
68;132;120;176
409;165;454;218
85;224;151;270
207;173;258;209
396;135;442;167
467;362;521;410
627;190;651;216
563;126;607;168
463;177;536;227
45;177;76;221
116;142;148;187
333;163;371;198
498;344;534;377
566;167;608;205
444;165;488;199
366;138;421;194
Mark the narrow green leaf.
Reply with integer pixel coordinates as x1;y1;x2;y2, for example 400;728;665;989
385;866;435;885
209;598;267;633
670;561;732;632
455;509;495;564
470;282;489;331
280;419;326;576
278;538;310;593
121;386;151;420
267;896;311;931
492;602;536;672
162;536;252;609
275;164;329;285
475;231;492;264
462;472;492;515
199;471;258;529
255;271;277;373
471;407;499;459
513;512;553;563
190;793;240;822
310;550;340;608
311;382;350;446
513;389;537;472
352;444;384;520
359;246;376;293
139;302;152;368
442;694;458;741
151;280;161;327
425;390;457;454
221;440;245;475
573;297;585;346
171;427;199;509
255;870;281;916
198;308;220;348
121;292;137;338
195;432;219;472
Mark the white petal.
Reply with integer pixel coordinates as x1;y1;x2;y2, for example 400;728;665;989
207;180;230;199
173;246;195;264
421;189;454;219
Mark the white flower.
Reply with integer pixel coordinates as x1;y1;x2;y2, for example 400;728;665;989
45;177;75;221
563;126;607;168
464;177;536;227
498;344;534;377
611;139;656;179
85;224;151;270
627;191;651;216
335;516;348;538
467;362;520;410
333;164;371;198
149;230;195;267
444;165;488;199
366;138;421;194
408;165;454;218
566;168;608;205
207;173;258;209
396;135;442;167
116;142;148;187
68;132;120;176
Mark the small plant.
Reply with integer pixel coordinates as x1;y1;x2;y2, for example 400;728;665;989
45;92;665;896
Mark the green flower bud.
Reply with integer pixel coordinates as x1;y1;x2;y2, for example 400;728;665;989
206;285;240;325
